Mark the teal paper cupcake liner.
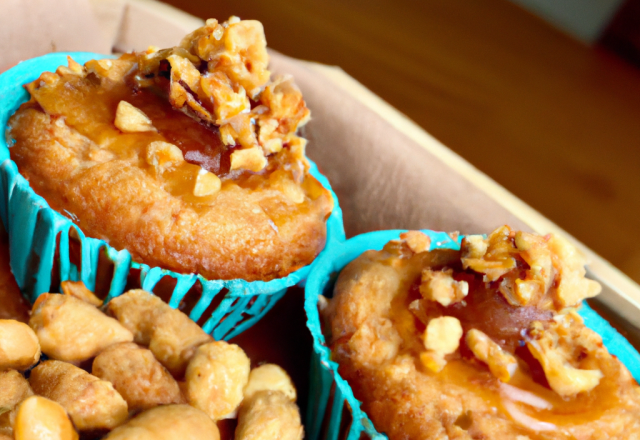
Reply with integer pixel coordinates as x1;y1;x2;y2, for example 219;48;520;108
0;52;345;341
304;229;640;440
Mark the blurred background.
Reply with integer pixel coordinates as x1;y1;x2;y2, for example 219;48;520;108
157;0;640;283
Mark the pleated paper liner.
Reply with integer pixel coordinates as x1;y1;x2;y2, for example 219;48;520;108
304;229;640;440
0;52;345;341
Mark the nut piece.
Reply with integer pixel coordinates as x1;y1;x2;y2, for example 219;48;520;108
0;320;41;370
92;342;184;412
104;405;220;440
466;329;517;382
461;226;517;282
30;360;128;431
230;146;267;172
526;312;603;397
61;280;102;307
114;101;156;133
193;168;221;197
0;370;34;437
399;231;431;254
236;391;303;440
185;341;250;420
107;290;212;377
421;316;463;373
460;235;488;259
30;293;133;363
244;364;297;402
420;269;468;307
547;234;601;308
146;141;184;174
424;316;463;355
201;71;250;120
14;396;78;440
256;77;310;154
497;231;555;307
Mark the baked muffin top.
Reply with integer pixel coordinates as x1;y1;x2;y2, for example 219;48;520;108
324;226;640;439
8;17;333;281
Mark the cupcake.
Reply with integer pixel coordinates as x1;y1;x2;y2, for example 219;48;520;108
308;227;640;439
6;17;335;283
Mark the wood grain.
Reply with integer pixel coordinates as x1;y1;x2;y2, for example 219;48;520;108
161;0;640;284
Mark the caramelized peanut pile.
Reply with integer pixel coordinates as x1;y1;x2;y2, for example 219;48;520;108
0;282;303;440
135;17;310;174
410;226;603;396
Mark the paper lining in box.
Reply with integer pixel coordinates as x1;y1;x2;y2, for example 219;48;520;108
304;230;640;440
0;52;345;341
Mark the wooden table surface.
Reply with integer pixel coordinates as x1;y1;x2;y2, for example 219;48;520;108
163;0;640;284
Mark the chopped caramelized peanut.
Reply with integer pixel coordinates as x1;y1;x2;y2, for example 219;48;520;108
201;71;250;120
420;269;468;306
421;316;463;372
114;101;156;133
548;235;601;308
211;20;270;97
133;17;310;172
146;141;184;175
462;226;517;282
461;234;488;259
56;57;85;78
220;113;259;148
466;329;517;382
399;231;431;254
61;280;102;307
256;77;310;155
497;232;555;307
526;312;603;397
424;316;462;355
244;364;297;402
166;54;212;123
230;146;267;172
193;168;221;197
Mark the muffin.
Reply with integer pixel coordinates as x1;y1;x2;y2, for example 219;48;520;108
322;227;640;439
7;17;333;282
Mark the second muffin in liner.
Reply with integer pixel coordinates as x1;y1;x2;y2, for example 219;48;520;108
305;229;640;440
0;26;344;340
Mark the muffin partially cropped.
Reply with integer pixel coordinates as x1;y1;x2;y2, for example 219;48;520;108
7;17;332;281
324;226;640;439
